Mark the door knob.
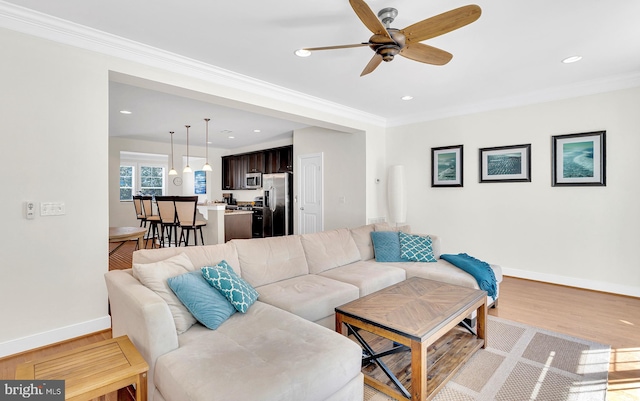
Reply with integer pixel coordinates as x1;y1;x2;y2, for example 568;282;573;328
300;207;305;210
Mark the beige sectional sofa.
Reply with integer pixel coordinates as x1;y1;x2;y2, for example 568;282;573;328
104;223;502;401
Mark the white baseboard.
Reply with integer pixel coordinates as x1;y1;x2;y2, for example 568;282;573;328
0;315;112;359
502;267;640;298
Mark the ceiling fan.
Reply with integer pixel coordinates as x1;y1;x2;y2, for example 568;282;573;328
299;0;482;76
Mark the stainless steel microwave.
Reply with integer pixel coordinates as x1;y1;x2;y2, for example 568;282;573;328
245;172;262;189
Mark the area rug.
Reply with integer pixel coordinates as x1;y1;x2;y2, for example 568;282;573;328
363;316;610;401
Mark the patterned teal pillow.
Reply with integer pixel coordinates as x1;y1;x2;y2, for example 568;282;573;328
398;232;437;262
201;261;259;313
167;271;236;330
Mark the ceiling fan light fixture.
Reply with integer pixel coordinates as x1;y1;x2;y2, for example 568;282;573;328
562;55;582;64
294;49;311;57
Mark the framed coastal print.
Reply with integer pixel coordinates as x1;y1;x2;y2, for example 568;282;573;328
479;144;531;183
431;145;463;187
194;170;207;194
552;131;606;186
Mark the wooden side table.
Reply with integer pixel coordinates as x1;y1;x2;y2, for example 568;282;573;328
16;335;148;401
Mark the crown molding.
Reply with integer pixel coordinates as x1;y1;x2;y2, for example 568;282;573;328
0;1;386;128
387;71;640;127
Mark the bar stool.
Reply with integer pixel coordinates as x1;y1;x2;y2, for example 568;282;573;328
141;196;161;249
155;196;179;247
175;196;206;246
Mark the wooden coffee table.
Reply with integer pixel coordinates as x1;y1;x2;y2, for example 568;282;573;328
16;335;148;401
335;277;487;401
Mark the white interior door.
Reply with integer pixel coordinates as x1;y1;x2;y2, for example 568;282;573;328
298;153;323;234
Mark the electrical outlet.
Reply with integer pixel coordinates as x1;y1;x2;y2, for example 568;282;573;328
25;201;36;219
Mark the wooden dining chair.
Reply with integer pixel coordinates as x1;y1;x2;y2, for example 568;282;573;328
155;196;179;247
174;196;206;246
140;196;161;249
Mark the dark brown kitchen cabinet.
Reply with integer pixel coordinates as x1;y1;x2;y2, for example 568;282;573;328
222;145;292;189
265;146;293;173
246;152;264;173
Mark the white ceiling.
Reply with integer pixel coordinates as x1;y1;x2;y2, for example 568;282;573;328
3;0;640;148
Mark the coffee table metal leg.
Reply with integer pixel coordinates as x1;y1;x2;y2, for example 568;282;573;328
345;323;412;399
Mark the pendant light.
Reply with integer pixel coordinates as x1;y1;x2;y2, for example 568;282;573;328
168;131;177;176
183;125;192;173
202;118;212;171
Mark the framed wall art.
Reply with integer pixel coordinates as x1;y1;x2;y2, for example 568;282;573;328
479;144;531;183
431;145;463;187
551;131;606;186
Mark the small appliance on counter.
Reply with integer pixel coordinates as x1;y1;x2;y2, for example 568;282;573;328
222;193;236;205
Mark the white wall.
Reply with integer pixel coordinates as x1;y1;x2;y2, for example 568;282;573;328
386;87;640;297
294;127;367;230
0;29;110;354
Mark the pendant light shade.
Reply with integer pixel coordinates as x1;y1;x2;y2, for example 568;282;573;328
183;125;192;173
388;165;407;225
168;131;177;176
202;118;213;172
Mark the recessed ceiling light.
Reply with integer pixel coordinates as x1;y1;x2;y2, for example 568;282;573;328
228;136;235;139
562;55;582;64
119;110;132;114
254;129;261;133
294;49;311;58
401;95;414;101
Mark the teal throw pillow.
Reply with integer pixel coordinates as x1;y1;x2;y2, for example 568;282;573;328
167;271;236;330
201;261;259;313
371;231;409;262
398;232;437;262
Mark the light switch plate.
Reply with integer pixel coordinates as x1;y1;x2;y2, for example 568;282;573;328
41;202;66;216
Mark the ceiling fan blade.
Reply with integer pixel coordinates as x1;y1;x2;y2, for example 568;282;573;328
349;0;391;38
360;53;383;76
303;43;369;52
401;5;481;44
399;43;453;66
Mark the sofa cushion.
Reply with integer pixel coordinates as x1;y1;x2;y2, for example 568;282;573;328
301;228;362;274
233;236;309;287
370;231;409;262
256;275;359;323
202;261;259;313
390;259;503;291
398;232;437;262
156;302;362;401
132;242;241;276
374;222;411;233
132;252;197;334
319;260;406;297
349;224;376;261
167;270;236;330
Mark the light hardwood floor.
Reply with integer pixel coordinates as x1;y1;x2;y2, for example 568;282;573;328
1;270;638;400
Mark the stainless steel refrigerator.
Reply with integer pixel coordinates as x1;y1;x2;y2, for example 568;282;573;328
262;172;293;237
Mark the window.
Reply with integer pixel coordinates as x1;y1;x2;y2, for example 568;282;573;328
140;166;164;198
120;165;134;201
119;152;168;201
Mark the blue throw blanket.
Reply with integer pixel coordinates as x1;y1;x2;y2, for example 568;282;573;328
440;253;497;299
